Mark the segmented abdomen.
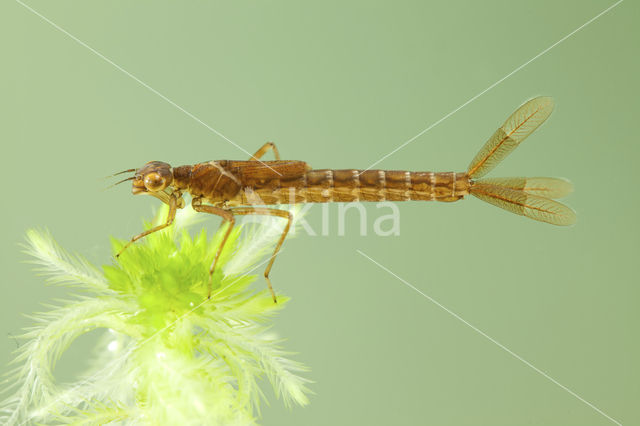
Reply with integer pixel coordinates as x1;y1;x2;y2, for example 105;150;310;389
239;169;470;205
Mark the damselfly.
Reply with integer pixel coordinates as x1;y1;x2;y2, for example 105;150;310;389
112;97;575;302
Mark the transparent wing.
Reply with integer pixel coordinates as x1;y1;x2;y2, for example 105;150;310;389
470;182;576;226
467;97;554;178
474;177;573;199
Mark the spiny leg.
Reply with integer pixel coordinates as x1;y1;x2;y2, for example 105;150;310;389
250;142;280;161
230;207;292;303
191;199;235;299
117;194;178;258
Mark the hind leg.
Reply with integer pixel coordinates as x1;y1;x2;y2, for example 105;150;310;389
230;207;292;303
250;142;280;161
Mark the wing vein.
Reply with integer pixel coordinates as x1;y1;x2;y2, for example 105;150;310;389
468;105;543;177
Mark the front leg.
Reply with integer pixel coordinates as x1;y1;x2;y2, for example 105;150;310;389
191;199;235;298
250;142;280;161
117;193;178;257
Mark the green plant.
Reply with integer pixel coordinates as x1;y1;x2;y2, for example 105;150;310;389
1;205;310;425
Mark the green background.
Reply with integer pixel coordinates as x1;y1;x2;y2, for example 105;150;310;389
1;1;637;424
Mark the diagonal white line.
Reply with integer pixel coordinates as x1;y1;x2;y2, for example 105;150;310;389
360;0;624;174
14;0;282;176
356;249;623;426
17;249;283;425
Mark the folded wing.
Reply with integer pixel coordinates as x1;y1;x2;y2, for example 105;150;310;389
467;97;554;178
473;177;573;199
470;182;576;226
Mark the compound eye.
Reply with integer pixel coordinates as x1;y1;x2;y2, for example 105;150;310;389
143;172;165;191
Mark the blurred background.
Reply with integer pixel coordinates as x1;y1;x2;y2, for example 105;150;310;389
1;1;637;424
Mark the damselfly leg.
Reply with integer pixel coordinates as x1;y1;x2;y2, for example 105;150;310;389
250;142;280;161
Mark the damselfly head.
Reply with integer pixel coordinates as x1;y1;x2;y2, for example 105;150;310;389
131;161;174;194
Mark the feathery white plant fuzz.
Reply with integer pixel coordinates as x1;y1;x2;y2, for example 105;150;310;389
1;205;310;425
